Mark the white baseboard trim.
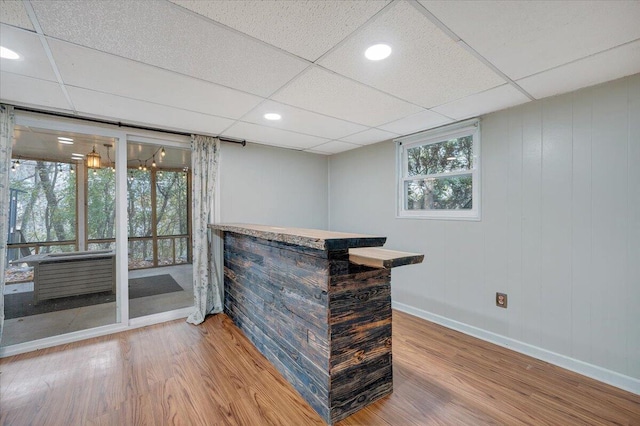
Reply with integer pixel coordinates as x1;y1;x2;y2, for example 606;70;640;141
392;301;640;396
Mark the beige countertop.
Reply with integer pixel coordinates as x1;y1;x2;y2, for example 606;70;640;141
209;223;386;251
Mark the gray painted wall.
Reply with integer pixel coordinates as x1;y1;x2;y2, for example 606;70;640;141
219;141;328;229
328;74;640;383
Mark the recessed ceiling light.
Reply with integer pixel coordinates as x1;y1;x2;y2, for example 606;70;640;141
264;113;281;121
365;44;391;61
71;153;84;158
0;46;20;60
58;137;74;145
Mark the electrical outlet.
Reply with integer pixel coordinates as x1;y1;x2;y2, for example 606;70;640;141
496;292;507;308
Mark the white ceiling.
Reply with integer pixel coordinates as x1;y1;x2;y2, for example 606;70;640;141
13;125;190;169
1;0;639;155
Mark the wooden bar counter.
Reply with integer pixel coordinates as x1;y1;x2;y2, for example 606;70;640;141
210;224;423;424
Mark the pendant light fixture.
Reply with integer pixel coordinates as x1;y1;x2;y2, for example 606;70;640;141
86;145;101;169
105;144;115;171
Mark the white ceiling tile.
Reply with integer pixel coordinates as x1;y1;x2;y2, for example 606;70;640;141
241;100;368;140
0;0;34;30
67;86;235;135
49;40;263;120
420;0;640;80
432;84;530;121
306;141;361;155
0;72;71;110
0;25;56;81
170;0;390;61
319;1;505;108
517;41;640;100
31;0;308;97
340;128;398;145
222;121;330;150
378;109;453;135
273;67;422;127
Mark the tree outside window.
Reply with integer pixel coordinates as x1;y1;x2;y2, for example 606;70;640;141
397;119;480;220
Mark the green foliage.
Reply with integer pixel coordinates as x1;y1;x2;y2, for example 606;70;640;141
127;169;152;238
9;160;76;244
156;171;188;236
405;136;473;210
406;176;472;210
88;168;116;242
8;157;190;267
407;135;473;176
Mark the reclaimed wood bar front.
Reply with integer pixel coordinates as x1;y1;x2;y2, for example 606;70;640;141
210;224;423;424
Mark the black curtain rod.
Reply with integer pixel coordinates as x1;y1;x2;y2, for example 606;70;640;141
12;105;247;146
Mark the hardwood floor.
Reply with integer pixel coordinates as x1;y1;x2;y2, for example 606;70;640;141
1;311;638;425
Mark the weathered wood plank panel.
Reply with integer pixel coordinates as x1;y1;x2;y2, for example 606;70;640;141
349;247;424;269
211;223;386;251
330;353;393;423
328;266;393;421
225;279;329;368
225;301;330;419
222;230;395;425
224;248;328;333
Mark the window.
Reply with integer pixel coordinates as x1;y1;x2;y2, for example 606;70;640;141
7;159;77;261
127;167;191;269
396;119;480;220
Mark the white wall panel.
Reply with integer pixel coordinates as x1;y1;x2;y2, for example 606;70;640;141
570;88;593;363
481;113;509;336
329;74;640;386
627;74;640;379
506;110;523;342
220;142;327;229
443;221;461;321
540;96;573;355
519;101;543;348
590;79;629;374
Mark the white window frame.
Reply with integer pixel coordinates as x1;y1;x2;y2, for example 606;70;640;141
396;119;481;220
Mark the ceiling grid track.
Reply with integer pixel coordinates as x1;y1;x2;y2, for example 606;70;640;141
518;36;640;81
312;0;401;64
217;0;457;151
22;0;79;113
216;0;406;147
4;0;637;154
408;0;536;102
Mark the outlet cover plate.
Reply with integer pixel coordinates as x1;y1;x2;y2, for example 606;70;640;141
496;292;508;308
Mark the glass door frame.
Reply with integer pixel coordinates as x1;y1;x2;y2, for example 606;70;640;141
0;111;191;357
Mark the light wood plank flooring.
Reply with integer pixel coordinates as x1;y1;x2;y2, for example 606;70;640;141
1;311;638;425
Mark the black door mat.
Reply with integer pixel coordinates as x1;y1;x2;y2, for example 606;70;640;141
4;274;184;319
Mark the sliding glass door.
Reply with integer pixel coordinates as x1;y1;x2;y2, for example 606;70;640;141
1;113;194;354
2;125;119;346
126;142;192;319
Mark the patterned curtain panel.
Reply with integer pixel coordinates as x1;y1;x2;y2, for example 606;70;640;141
0;105;15;343
187;135;222;325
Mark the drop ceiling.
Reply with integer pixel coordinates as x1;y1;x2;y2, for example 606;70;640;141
1;0;639;155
